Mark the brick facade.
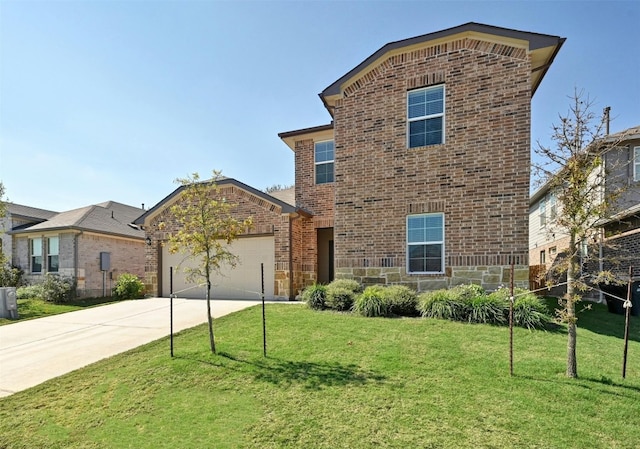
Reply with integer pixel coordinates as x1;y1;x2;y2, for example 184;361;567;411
280;24;564;292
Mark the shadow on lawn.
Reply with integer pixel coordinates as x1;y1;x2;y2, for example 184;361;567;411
545;298;640;343
209;352;387;390
518;373;640;395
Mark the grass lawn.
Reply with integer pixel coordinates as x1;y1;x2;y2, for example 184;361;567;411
0;297;124;326
1;302;639;448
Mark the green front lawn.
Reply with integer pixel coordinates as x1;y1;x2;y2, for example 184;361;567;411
1;303;639;448
0;297;124;326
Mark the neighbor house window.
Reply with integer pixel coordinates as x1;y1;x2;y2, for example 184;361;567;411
549;195;557;220
539;198;546;226
407;213;444;273
540;250;546;264
315;140;334;184
407;85;444;148
31;238;43;273
48;236;59;272
634;146;640;182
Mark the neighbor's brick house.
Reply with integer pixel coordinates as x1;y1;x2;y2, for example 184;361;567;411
10;201;145;297
280;23;565;292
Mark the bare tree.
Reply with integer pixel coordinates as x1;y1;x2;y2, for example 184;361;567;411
534;89;630;378
162;171;252;354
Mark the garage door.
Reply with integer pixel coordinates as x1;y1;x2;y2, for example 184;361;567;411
162;236;275;300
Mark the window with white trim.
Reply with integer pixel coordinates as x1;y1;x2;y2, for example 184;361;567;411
407;85;445;148
549;195;557;220
539;198;546;226
407;213;444;273
315;140;334;184
31;238;43;273
48;236;59;272
634;146;640;182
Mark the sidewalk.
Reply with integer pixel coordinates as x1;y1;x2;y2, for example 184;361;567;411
0;297;260;397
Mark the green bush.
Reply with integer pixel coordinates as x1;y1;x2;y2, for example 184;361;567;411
513;293;551;330
114;273;145;300
17;284;44;300
0;264;25;287
353;285;388;317
384;285;419;317
450;284;485;302
418;289;464;320
465;294;507;325
327;278;362;294
301;284;328;310
325;286;356;311
42;274;76;303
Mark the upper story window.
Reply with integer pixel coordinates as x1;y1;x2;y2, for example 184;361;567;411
407;85;445;148
539;198;546;226
48;236;59;272
407;213;444;274
634;146;640;182
549;195;557;220
30;238;42;273
315;140;334;184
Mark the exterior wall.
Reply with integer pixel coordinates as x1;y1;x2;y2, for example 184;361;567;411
143;185;294;299
605;139;640;214
14;231;144;298
528;196;570;268
329;38;531;290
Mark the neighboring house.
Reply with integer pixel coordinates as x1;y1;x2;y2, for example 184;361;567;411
9;201;145;297
134;178;310;300
1;204;58;264
528;125;640;296
279;22;565;292
529;187;569;268
601;125;640;276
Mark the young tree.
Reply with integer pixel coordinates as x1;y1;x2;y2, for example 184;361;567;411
163;171;252;354
534;90;629;378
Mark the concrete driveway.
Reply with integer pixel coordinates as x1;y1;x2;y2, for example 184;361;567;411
0;297;261;397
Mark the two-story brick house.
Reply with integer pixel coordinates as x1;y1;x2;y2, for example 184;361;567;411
280;22;565;291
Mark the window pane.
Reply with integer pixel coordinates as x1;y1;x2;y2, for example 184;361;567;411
316;162;334;184
48;255;59;272
31;238;42;256
315;141;334;163
409;117;442;148
48;237;59;255
33;256;42;273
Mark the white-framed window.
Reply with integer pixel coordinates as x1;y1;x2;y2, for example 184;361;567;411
540;250;546;264
634;146;640;182
30;238;43;273
315;140;334;184
549;195;557;220
407;84;445;148
48;236;59;272
407;213;444;274
539;198;546;226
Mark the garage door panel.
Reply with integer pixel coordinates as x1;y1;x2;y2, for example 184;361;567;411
162;236;275;300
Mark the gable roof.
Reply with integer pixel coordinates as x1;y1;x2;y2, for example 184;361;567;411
134;177;306;227
6;203;58;221
320;22;565;114
10;201;145;239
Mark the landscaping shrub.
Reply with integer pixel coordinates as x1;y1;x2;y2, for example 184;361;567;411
450;284;485;302
486;287;552;330
327;278;362;294
17;284;44;300
114;273;145;300
384;285;419;317
418;289;464;320
42;274;76;303
301;284;328;310
325;286;356;311
0;264;25;288
465;294;508;325
353;285;388;317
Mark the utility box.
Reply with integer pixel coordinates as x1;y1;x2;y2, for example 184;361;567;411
0;287;18;319
100;252;111;271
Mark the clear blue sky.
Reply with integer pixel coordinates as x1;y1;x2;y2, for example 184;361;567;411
1;0;638;212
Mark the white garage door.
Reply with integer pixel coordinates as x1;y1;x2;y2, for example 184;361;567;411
162;236;275;300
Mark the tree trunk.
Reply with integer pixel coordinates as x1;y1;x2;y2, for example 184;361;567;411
206;279;216;354
565;237;578;378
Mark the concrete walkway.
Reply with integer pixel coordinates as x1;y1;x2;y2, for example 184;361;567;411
0;297;262;397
